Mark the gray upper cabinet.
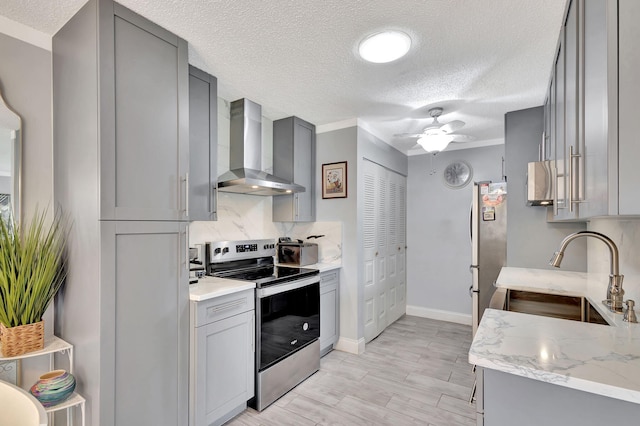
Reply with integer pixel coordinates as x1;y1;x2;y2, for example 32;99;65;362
617;0;640;214
272;116;316;222
58;0;189;221
189;66;218;221
548;0;640;220
109;7;189;221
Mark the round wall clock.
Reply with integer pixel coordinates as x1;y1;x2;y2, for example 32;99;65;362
443;160;473;189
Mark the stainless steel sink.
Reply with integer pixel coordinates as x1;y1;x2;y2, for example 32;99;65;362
491;288;610;325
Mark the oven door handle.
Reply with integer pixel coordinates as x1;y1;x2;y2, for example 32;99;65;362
256;276;320;298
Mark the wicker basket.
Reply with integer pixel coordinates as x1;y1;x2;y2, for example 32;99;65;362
0;321;44;357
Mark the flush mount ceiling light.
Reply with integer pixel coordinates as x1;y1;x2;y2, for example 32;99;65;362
417;134;454;153
358;30;411;63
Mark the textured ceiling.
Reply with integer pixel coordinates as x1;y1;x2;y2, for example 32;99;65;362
0;0;567;154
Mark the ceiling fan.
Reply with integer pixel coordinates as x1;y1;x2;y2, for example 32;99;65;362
394;107;474;153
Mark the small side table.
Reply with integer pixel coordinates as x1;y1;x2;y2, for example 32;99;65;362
0;336;86;426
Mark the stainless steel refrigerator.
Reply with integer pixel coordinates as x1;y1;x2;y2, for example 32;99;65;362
470;181;507;337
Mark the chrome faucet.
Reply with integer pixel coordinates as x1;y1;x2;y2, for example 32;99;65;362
549;231;625;312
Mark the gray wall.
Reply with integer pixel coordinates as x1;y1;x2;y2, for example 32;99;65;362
316;127;359;344
0;31;54;395
0;32;53;222
505;106;586;271
406;145;505;319
315;125;407;349
358;127;409;176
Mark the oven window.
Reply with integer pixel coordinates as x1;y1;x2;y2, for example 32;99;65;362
259;282;320;371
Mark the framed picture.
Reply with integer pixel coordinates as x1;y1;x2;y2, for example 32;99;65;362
322;162;348;199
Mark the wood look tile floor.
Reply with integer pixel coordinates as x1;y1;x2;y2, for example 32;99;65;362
228;316;476;426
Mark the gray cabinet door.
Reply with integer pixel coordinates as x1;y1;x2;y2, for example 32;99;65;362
102;5;189;221
319;270;340;356
189;66;218;221
273;117;316;222
194;311;254;426
618;0;640;214
582;0;614;218
101;221;189;426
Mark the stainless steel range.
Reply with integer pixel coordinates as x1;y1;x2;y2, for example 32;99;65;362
205;239;320;411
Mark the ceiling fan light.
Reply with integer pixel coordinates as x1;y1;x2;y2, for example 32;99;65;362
417;135;454;153
358;31;411;63
425;128;447;136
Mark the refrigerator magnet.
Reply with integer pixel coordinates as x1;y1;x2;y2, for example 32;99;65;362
482;206;496;221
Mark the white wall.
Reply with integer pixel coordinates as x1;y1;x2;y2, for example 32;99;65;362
406;145;505;321
588;219;640;307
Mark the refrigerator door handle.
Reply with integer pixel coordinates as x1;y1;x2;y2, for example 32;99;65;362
469;264;479;273
469;285;474;298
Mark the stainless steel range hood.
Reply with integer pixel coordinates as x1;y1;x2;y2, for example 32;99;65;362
217;99;305;196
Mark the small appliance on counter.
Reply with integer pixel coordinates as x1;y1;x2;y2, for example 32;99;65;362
277;237;318;266
189;244;206;284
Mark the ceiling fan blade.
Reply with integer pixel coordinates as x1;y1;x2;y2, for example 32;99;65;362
441;120;465;134
393;133;425;138
450;134;476;143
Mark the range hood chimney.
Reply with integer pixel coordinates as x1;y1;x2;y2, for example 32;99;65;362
217;99;305;196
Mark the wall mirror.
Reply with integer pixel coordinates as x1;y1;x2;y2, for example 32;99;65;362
0;87;21;223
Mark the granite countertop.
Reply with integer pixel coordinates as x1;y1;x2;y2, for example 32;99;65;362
189;276;255;301
469;267;640;404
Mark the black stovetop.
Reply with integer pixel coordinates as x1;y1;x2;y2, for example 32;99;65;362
210;261;318;288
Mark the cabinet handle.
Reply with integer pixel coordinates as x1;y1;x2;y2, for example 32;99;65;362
251;312;255;353
210;185;218;219
185;225;189;272
553;163;559;216
183;173;189;218
206;298;246;316
568;146;574;212
569;146;582;212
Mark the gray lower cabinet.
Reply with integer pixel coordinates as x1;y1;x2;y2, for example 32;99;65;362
189;66;218;221
319;270;340;356
101;221;190;426
483;369;638;425
272;117;316;222
191;290;255;426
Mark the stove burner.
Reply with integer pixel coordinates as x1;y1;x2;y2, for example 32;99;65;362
212;264;317;287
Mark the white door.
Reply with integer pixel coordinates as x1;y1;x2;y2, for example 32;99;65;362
363;161;378;342
375;167;388;336
395;173;407;322
363;160;407;342
386;172;398;325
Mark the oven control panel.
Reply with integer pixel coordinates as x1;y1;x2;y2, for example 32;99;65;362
236;244;258;252
207;239;276;263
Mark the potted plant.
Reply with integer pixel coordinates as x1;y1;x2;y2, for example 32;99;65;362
0;209;69;357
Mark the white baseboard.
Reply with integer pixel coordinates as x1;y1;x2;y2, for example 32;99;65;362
334;336;365;354
406;305;472;326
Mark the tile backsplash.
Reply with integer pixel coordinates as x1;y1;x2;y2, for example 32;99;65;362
189;192;342;264
588;218;640;306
